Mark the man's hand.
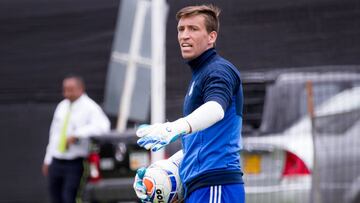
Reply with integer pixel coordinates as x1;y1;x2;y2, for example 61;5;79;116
136;118;190;152
133;167;151;201
66;136;79;149
42;164;49;177
133;158;183;202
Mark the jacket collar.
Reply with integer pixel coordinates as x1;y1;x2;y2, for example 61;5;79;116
65;93;87;107
187;48;216;72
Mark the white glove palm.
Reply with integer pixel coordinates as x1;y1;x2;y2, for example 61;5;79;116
136;118;190;152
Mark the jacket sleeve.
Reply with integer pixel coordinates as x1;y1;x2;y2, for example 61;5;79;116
43;103;62;165
74;104;110;138
202;66;240;112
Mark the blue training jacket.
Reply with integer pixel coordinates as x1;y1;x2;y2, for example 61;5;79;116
180;48;244;197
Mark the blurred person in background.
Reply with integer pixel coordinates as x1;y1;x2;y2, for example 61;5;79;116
134;4;245;203
42;75;110;203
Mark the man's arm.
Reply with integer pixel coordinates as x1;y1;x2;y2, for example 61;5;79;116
42;103;62;176
73;105;110;139
183;100;224;132
136;101;224;151
137;66;239;152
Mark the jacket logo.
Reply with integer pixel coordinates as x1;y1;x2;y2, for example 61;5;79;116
188;81;195;96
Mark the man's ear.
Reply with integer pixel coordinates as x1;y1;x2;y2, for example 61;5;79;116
208;31;218;45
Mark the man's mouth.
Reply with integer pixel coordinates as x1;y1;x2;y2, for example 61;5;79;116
181;43;192;48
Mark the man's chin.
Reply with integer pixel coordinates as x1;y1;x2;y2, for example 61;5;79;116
181;53;194;60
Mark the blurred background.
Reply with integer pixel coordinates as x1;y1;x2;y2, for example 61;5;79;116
0;0;359;202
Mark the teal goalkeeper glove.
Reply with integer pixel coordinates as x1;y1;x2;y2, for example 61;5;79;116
136;118;190;152
133;167;152;202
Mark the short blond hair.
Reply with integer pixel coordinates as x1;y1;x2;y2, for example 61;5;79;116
176;4;221;34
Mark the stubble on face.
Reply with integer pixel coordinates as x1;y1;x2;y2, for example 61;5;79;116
177;15;215;60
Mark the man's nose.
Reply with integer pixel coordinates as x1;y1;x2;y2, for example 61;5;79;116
179;29;190;39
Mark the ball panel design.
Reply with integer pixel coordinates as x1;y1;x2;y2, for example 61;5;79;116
143;162;183;203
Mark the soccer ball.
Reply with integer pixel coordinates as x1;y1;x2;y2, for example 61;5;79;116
142;160;183;203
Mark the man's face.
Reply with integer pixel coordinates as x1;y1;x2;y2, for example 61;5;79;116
177;15;217;60
62;78;84;102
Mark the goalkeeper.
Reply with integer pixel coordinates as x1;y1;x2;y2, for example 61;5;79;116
135;4;245;203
